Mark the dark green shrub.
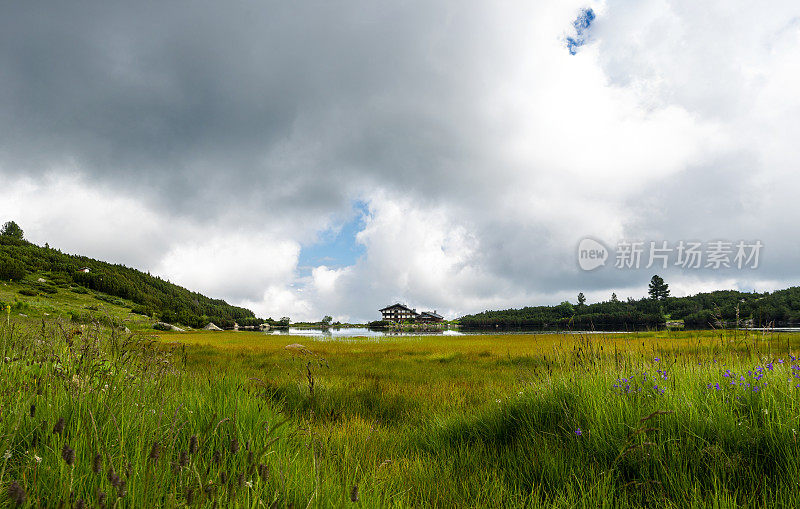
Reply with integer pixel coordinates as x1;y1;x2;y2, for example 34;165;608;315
18;288;37;296
368;320;393;328
33;283;58;294
131;305;152;316
683;310;717;327
95;294;124;306
0;257;26;281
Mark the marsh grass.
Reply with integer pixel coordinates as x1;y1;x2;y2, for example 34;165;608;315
0;319;306;507
3;322;800;507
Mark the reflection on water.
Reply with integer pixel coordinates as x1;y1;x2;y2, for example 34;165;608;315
740;327;800;332
266;327;631;339
267;327;461;338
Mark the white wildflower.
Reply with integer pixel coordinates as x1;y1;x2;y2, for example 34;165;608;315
245;481;253;489
3;450;11;460
33;454;42;463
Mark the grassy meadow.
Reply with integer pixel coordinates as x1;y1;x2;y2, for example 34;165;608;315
2;318;800;507
0;281;152;331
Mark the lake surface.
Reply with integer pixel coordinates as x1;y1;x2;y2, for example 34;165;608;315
264;326;800;338
266;327;632;338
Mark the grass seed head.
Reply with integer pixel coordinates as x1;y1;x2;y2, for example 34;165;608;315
186;488;194;505
52;417;65;435
8;481;26;506
179;450;189;467
97;491;107;509
350;484;359;502
29;404;35;418
189;435;198;455
107;468;121;487
230;438;239;454
92;453;102;474
212;449;221;465
61;444;75;466
149;442;162;463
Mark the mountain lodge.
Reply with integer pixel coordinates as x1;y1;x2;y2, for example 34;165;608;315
379;303;444;323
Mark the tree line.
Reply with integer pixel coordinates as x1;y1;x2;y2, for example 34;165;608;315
460;275;800;329
0;223;258;328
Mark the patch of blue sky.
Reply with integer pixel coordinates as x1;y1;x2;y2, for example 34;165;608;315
566;8;595;55
297;200;368;276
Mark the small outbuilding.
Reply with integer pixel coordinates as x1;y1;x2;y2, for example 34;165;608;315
203;322;222;331
417;310;444;323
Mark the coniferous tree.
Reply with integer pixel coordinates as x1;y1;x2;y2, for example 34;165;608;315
0;221;24;240
648;275;670;301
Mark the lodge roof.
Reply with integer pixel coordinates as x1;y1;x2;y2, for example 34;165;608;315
419;311;443;319
379;303;416;313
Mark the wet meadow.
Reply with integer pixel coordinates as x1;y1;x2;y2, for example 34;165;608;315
2;321;800;507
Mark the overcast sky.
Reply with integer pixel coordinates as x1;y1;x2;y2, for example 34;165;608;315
2;1;800;322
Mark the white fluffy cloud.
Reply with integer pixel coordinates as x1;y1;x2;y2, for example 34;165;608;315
155;235;299;302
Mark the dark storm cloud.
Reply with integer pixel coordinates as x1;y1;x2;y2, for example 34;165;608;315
0;1;490;225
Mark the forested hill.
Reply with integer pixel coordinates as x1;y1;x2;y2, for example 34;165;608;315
0;235;256;328
459;287;800;329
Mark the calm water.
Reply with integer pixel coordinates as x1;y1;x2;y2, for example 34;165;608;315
266;327;633;338
264;326;800;339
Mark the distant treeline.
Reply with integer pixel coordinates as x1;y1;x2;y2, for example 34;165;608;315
460;288;800;329
0;236;258;328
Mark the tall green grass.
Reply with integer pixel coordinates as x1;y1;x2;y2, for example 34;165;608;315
2;321;800;507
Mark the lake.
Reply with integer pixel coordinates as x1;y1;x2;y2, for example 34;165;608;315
266;327;633;338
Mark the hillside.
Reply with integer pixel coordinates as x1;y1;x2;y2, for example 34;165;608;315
460;286;800;329
0;235;258;328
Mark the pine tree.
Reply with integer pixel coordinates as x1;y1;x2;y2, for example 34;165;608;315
648;275;670;301
0;221;24;240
